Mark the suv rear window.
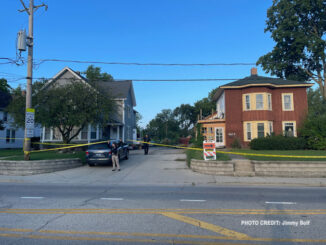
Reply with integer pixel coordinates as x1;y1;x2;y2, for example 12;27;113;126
88;143;110;150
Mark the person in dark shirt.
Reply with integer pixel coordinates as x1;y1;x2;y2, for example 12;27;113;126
111;143;120;171
143;135;151;155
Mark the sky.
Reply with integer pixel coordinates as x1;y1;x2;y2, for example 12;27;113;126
0;0;277;127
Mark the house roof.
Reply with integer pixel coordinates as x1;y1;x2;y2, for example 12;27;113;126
97;80;136;106
0;90;11;109
43;67;136;106
213;74;313;101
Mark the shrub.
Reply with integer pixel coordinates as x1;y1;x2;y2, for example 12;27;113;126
231;138;242;149
249;135;306;150
299;115;326;150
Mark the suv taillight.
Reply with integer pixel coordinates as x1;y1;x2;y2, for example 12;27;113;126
86;151;89;156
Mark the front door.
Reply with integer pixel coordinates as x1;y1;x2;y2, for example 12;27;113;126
215;127;224;148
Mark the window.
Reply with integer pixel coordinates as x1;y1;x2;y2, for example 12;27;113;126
208;127;213;134
256;94;264;110
91;126;97;139
245;95;250;110
44;128;51;140
3;112;8;122
70;127;80;140
267;94;272;110
81;127;88;140
284;122;295;137
6;129;10;143
282;94;293;111
201;127;207;134
257;123;265;138
246;123;251;141
269;122;273;135
216;128;223;143
5;129;15;143
52;128;62;140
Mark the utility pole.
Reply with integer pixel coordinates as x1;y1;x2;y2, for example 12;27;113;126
19;0;47;160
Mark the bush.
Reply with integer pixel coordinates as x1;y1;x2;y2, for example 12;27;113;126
231;138;241;149
249;135;306;150
299;115;326;150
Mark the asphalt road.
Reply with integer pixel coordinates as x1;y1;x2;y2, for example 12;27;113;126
0;148;325;244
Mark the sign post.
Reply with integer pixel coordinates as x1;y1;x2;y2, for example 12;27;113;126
25;108;35;138
203;141;216;160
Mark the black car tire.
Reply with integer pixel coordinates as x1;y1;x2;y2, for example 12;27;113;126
88;163;95;167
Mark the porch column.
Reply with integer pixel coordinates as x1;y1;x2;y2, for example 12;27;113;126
41;127;45;142
117;126;120;140
96;125;99;139
87;124;91;143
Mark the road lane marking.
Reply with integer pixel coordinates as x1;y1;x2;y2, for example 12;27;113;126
180;199;206;202
100;198;124;201
265;201;297;205
162;212;252;239
1;208;326;215
20;197;44;199
1;227;326;243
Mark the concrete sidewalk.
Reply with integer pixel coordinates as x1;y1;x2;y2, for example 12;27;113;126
0;147;325;187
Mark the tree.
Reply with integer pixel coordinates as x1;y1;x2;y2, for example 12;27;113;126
84;65;114;85
146;109;180;143
8;81;114;144
257;0;326;98
299;88;326;150
0;78;11;93
173;104;196;136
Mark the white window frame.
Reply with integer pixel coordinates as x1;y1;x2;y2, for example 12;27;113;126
246;123;252;141
256;94;264;110
267;94;272;110
282;121;296;137
269;122;273;135
245;95;250;110
282;93;294;111
257;123;265;138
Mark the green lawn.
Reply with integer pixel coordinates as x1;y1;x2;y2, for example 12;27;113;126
230;149;326;161
186;149;230;167
0;149;24;158
1;149;86;163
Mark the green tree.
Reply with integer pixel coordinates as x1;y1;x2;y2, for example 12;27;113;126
8;81;114;144
146;109;180;143
84;65;114;85
173;104;196;136
257;0;326;98
0;78;11;93
299;88;326;150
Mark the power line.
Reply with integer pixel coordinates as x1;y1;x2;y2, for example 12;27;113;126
0;57;256;67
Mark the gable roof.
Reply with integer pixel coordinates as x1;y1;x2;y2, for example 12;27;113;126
213;74;313;101
42;66;90;90
97;80;136;106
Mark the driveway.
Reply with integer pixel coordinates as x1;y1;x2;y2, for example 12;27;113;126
0;147;215;186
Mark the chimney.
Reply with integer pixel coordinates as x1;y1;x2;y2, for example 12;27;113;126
251;67;257;76
75;71;81;75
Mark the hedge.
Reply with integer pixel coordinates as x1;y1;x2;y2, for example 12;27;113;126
249;135;306;150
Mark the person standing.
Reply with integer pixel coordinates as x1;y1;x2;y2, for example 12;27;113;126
111;143;120;171
143;134;151;155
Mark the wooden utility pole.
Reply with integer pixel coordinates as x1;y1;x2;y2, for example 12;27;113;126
19;0;47;160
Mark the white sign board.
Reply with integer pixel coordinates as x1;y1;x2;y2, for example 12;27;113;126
25;108;35;138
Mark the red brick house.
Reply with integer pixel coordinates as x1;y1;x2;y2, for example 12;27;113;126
198;68;313;148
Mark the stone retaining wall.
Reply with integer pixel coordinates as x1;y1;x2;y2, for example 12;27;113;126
0;158;83;176
191;159;326;178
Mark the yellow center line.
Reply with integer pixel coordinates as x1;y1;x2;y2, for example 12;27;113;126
1;227;326;243
162;212;252;239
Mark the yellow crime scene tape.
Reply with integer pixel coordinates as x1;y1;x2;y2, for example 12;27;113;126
129;140;326;159
2;136;325;159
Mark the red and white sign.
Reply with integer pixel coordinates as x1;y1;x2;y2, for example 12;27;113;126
203;141;216;160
